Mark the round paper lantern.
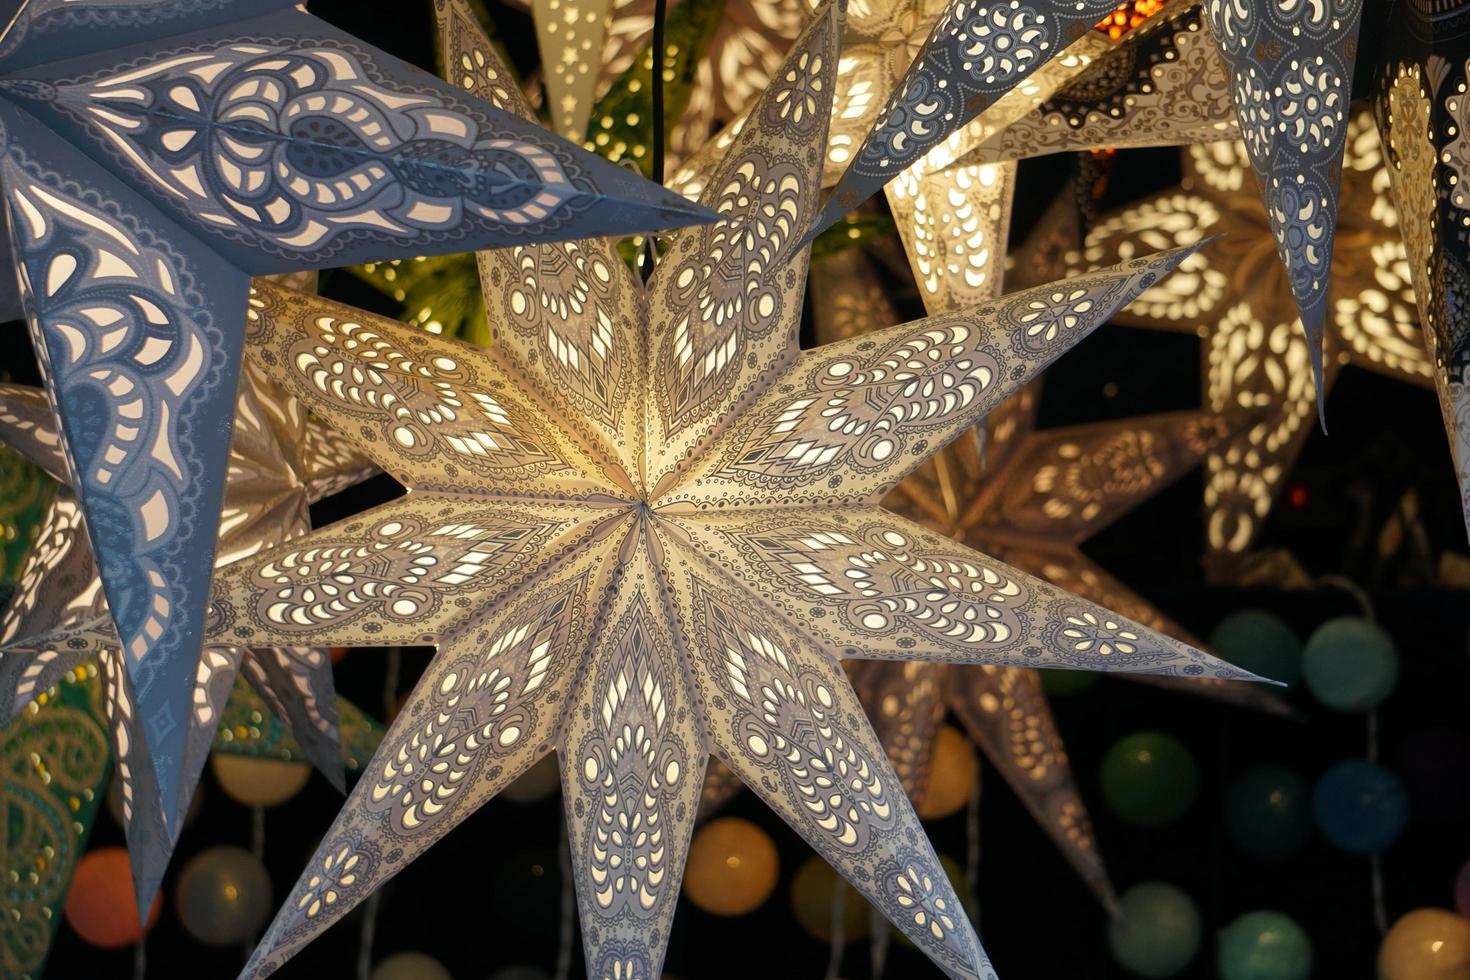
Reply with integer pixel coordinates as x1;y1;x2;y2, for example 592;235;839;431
1378;909;1470;980
791;856;870;942
64;847;161;948
1217;910;1313;980
500;754;560;803
372;951;454;980
1311;761;1409;853
1100;731;1198;828
175;845;273;945
212;755;313;808
683;817;779;916
1456;859;1470;919
1301;617;1397;711
1225;766;1310;860
1105;881;1201;978
1208;611;1301;688
918;725;979;820
1041;669;1099;696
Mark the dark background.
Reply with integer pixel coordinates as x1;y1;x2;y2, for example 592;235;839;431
28;0;1470;976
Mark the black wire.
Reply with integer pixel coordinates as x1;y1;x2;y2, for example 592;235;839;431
651;0;667;188
639;0;668;284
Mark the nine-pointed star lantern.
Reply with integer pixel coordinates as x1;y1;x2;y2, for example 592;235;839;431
0;0;713;849
1077;115;1431;570
0;323;381;906
8;7;1275;978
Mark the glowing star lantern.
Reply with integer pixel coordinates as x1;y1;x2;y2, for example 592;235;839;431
189;10;1254;979
960;0;1239;164
0;0;713;849
1372;3;1470;542
532;0;613;140
0;350;380;907
808;0;1155;238
1078;115;1430;571
667;0;1122;203
1199;0;1365;406
780;187;1283;912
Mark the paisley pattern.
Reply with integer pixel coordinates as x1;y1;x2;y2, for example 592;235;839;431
244;281;612;497
561;541;702;980
812;0;1124;236
670;508;1254;679
664;246;1194;508
1374;33;1470;542
243;542;609;979
964;3;1238;163
1078;117;1430;569
0;353;380;909
440;1;648;480
668;560;995;979
212;496;602;648
644;2;841;493
8;13;710;265
0;119;247;840
1201;0;1364;395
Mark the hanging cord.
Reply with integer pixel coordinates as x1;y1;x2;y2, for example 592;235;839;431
554;813;575;980
357;646;404;978
1317;575;1389;933
638;0;669;285
650;0;667;189
132;933;147;980
823;877;846;979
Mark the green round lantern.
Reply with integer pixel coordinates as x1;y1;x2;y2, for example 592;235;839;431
1217;910;1313;980
1100;731;1199;828
1106;882;1201;978
1208;611;1301;688
1301;617;1397;711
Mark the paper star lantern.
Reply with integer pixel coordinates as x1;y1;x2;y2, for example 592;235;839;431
1372;5;1470;542
1077;115;1430;569
787;185;1282;909
532;0;614;140
960;0;1238;164
0;0;713;849
1198;0;1365;404
0;344;381;905
667;0;1127;202
9;7;1256;978
809;0;1163;237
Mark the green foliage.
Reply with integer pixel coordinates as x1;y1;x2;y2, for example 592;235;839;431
586;0;727;174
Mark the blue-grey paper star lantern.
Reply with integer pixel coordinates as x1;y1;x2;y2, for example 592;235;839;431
0;0;713;890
